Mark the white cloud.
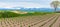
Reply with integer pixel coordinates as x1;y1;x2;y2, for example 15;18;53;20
0;2;51;8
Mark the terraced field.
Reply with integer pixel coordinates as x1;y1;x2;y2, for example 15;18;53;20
0;13;60;27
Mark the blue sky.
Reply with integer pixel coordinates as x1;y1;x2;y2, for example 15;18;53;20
0;0;59;8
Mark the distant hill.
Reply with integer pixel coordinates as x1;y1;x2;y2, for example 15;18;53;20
0;8;60;12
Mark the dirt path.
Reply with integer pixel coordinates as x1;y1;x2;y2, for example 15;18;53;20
50;15;60;27
0;13;60;27
31;14;57;27
40;15;59;27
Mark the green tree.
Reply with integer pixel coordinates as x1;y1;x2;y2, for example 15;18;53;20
50;1;60;12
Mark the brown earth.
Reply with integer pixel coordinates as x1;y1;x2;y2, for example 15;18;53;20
0;13;60;27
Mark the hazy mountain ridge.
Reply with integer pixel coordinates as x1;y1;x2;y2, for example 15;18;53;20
0;8;60;12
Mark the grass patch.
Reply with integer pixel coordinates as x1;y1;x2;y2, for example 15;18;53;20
0;11;20;18
19;12;54;16
0;11;54;18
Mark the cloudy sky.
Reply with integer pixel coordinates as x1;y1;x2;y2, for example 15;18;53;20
0;0;59;8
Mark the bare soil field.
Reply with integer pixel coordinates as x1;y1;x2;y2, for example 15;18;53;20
0;13;60;27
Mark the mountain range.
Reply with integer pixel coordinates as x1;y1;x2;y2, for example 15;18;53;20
0;7;60;12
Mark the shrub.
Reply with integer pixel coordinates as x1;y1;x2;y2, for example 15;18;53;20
0;11;20;18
